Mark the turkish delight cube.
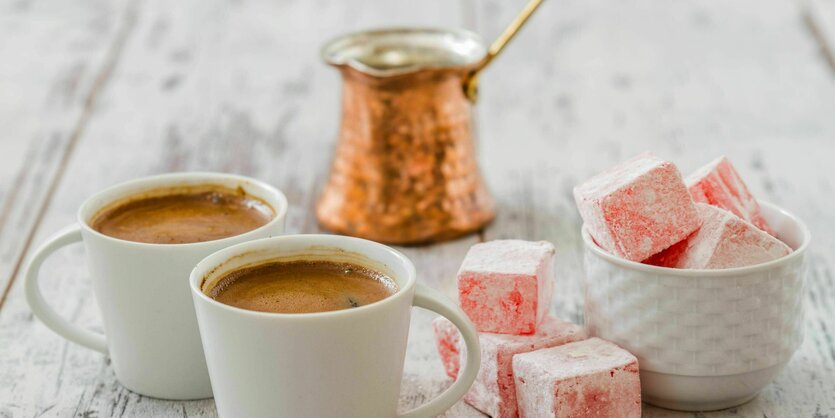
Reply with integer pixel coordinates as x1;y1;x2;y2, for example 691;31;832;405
686;155;774;235
573;153;701;262
458;240;556;334
433;314;462;379
513;337;641;418
645;203;791;269
433;315;587;418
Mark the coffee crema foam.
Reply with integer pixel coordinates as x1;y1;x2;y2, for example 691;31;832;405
90;186;273;244
207;260;399;314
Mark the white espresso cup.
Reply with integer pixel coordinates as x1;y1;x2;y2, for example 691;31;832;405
190;234;481;418
24;172;288;400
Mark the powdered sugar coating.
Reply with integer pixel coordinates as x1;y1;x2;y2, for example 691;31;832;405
573;153;701;262
458;240;556;334
645;203;792;269
433;315;587;418
432;317;462;379
686;155;774;235
460;240;556;276
512;338;641;418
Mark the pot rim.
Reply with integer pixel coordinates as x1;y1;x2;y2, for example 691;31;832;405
321;27;487;78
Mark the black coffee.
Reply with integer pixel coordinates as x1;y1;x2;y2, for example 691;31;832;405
208;260;399;314
91;186;273;244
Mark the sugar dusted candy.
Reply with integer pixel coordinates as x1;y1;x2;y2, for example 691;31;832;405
686;155;774;235
433;314;461;379
573;153;701;262
458;240;556;334
512;337;641;418
433;315;587;418
646;203;791;269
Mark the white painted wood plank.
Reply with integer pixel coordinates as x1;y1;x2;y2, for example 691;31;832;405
0;0;833;417
805;0;835;70
0;0;133;301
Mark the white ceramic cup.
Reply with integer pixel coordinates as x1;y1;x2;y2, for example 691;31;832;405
582;202;810;411
24;172;288;400
190;234;481;418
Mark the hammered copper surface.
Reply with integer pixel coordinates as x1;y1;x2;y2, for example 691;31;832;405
316;66;495;245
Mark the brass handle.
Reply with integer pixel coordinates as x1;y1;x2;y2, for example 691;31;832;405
464;0;546;103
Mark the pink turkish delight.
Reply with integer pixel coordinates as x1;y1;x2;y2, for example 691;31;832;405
433;315;587;418
686;156;774;235
645;203;792;269
513;337;641;418
573;153;701;262
458;240;556;334
433;314;462;379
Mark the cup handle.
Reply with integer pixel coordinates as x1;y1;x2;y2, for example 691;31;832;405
399;283;480;418
24;225;108;353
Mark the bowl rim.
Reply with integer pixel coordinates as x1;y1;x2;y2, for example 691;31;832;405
581;201;811;277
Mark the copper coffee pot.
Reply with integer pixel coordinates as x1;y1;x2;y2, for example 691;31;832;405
316;0;545;245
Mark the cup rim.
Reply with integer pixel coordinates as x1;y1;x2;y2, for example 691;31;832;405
189;234;418;320
581;201;811;277
76;172;289;249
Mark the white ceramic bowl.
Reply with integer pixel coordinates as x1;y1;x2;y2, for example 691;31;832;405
581;202;810;411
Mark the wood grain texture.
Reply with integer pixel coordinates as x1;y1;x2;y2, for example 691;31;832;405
0;0;834;417
0;0;135;310
805;0;835;71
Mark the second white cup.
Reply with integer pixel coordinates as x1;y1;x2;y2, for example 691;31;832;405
190;234;481;418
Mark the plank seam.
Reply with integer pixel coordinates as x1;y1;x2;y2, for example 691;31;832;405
0;144;36;242
0;2;139;311
804;0;835;74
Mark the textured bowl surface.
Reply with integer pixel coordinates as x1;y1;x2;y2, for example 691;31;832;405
582;202;809;411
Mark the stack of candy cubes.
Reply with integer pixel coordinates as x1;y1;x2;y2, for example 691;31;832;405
574;153;791;269
433;153;792;417
434;240;642;418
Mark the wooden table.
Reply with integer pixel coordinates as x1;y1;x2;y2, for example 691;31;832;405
1;0;834;416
